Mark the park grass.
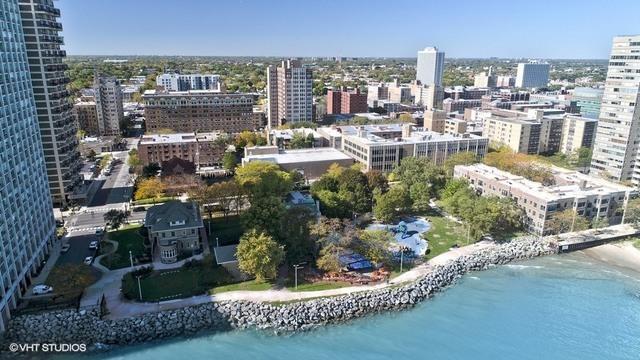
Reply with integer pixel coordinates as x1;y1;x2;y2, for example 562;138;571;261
208;280;273;294
420;211;468;260
100;225;147;269
123;264;235;302
205;215;244;247
45;264;97;300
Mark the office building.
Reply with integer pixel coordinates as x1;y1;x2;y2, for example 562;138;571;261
423;109;446;133
137;133;225;168
156;73;222;92
388;84;413;103
515;62;550;88
326;88;368;114
590;35;640;184
454;164;634;235
19;0;83;207
367;82;389;107
416;47;445;87
410;82;442;109
267;59;313;127
443;98;482;114
572;87;604;119
341;124;488;171
143;90;258;133
444;118;468;135
94;75;123;136
496;75;516;88
0;0;57;332
474;67;497;88
560;115;598;155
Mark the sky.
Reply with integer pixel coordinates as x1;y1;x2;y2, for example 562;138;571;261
57;0;640;59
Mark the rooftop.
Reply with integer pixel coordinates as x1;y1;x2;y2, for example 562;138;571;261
244;147;352;164
145;200;204;232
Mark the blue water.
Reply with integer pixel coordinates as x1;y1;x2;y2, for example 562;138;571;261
68;253;640;360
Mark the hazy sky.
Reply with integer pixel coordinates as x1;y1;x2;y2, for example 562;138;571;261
57;0;640;59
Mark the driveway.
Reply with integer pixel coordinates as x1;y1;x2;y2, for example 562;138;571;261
57;230;102;265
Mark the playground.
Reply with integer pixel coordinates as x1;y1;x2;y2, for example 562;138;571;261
367;217;431;256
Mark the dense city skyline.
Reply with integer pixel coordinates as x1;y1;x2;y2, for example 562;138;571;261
58;0;640;58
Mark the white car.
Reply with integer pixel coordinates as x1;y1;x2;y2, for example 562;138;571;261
89;240;99;249
95;228;104;236
32;285;53;295
84;256;93;265
60;243;71;253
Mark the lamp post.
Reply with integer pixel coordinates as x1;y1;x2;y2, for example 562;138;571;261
136;275;143;301
129;250;134;270
293;263;306;290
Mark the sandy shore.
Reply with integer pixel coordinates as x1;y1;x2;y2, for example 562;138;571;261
582;241;640;273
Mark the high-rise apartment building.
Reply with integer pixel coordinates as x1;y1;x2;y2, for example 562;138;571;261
560;115;598;155
515;62;550;88
19;0;82;207
590;35;640;184
74;100;99;135
416;47;445;87
94;75;123;136
267;59;313;127
0;0;57;331
156;73;222;92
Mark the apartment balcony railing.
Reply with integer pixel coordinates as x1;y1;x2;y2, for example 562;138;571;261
36;19;62;30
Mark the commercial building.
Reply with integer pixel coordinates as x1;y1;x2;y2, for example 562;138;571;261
242;147;354;180
572;87;603;119
143;89;258;133
0;0;57;332
74;100;99;135
94;75;123;136
454;164;634;235
326;88;368;114
19;0;83;206
590;35;640;184
560;115;598;155
443;98;482;114
137;132;225;168
145;201;205;264
496;75;516;88
341;124;489;171
156;73;222;92
474;67;497;88
515;62;550;88
267;59;313;127
416;47;445;87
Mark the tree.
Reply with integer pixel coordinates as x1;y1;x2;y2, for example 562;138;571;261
366;170;389;193
141;162;161;178
236;230;284;282
104;209;128;230
592;217;609;230
315;190;351;218
398;113;414;123
134;178;166;201
128;149;142;170
316;244;341;274
393;157;446;211
545;209;590;235
443;152;478;176
235;161;293;198
337;168;372;214
575;147;592;168
373;186;411;223
278;207;315;264
289;132;313;149
355;230;393;265
235;131;266;151
242;196;286;237
222;152;238;172
625;198;640;228
86;149;97;161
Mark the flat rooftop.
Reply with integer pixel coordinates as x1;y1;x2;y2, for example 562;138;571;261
244;147;352;164
139;133;223;144
344;128;485;146
457;163;634;202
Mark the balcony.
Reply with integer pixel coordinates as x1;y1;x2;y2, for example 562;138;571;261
39;34;64;45
45;63;68;72
41;49;66;58
35;4;61;16
36;19;62;30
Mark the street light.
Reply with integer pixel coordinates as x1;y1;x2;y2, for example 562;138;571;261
136;275;143;301
129;250;134;269
293;262;306;290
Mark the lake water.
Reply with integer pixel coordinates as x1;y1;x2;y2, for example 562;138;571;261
63;252;640;360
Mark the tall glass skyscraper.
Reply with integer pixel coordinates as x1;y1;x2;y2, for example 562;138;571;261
0;0;56;331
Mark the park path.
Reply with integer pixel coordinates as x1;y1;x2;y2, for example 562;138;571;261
102;241;493;320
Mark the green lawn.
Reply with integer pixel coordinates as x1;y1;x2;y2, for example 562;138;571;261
205;215;244;247
208;280;273;294
122;263;234;302
418;210;468;260
100;225;148;270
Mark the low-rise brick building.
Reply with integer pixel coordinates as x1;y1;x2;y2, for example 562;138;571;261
137;132;225;168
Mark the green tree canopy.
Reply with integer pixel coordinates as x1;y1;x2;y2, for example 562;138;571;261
235;161;293;198
236;229;284;282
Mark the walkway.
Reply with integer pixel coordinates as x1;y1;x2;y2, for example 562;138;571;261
102;241;493;320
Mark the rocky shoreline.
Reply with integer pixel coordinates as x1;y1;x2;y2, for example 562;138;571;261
1;238;556;353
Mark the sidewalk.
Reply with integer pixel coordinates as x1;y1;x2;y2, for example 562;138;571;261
101;240;493;320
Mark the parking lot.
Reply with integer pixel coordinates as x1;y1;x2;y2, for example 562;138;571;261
57;230;103;265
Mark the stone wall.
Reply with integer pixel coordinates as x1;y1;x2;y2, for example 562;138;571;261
1;238;555;353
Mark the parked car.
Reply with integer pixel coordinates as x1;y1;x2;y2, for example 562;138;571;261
89;240;99;250
95;228;104;236
60;243;71;253
84;256;94;265
32;285;53;295
132;206;146;212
